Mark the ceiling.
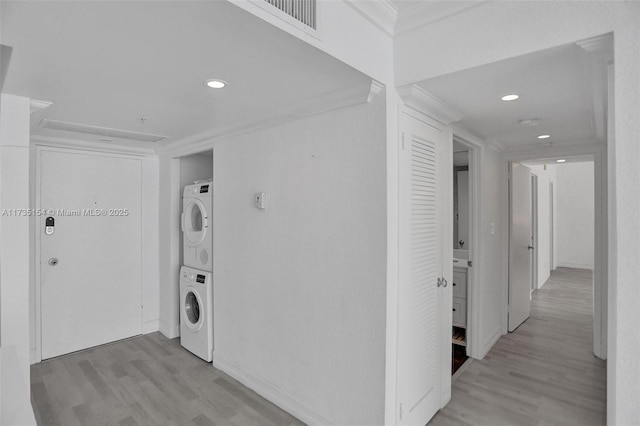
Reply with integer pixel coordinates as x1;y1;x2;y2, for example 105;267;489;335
391;1;488;34
1;1;370;149
522;156;594;167
417;38;612;151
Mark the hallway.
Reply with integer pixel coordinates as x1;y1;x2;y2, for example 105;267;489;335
431;267;606;426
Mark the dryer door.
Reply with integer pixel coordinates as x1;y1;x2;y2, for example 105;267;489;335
183;198;208;246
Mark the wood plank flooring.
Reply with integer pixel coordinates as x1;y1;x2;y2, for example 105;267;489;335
30;333;304;426
430;267;606;426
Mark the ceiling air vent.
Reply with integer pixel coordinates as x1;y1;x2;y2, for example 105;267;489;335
39;119;168;143
263;0;316;29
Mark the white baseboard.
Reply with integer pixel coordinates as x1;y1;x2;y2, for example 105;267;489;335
159;320;179;339
212;353;335;426
143;319;160;334
479;325;503;359
557;262;594;270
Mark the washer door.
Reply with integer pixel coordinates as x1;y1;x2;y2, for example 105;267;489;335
184;288;203;331
184;199;207;246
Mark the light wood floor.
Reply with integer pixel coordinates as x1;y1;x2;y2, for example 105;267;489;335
430;267;606;426
30;333;304;426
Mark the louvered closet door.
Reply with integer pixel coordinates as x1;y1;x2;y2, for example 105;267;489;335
397;111;448;425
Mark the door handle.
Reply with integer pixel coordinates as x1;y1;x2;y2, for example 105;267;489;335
528;246;534;250
437;277;448;288
48;258;59;266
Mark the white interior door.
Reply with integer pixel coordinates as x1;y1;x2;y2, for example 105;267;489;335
39;149;142;359
508;162;532;332
397;111;450;425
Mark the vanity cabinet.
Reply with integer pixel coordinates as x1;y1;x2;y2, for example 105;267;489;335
452;266;468;347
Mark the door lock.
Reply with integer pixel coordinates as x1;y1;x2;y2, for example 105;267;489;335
45;216;55;235
48;258;59;266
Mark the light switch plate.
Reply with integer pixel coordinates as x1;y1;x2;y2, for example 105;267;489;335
255;192;266;209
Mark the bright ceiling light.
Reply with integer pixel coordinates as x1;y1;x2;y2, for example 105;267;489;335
205;79;227;89
537;134;551;139
501;94;519;101
556;159;566;163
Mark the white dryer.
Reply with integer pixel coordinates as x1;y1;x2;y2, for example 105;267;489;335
180;266;213;362
182;181;212;271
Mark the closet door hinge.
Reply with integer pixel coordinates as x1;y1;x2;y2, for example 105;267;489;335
399;403;403;420
401;132;406;150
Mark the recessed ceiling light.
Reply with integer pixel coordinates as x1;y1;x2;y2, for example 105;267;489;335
501;94;519;101
205;79;227;89
557;159;566;163
537;134;551;139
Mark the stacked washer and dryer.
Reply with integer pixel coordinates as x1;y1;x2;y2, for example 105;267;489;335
180;181;214;362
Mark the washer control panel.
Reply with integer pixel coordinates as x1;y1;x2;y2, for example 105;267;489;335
180;267;210;285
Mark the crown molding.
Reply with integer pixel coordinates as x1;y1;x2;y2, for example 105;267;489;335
451;123;500;152
395;1;489;36
30;100;53;133
368;80;385;102
342;0;398;36
31;135;156;156
397;84;463;125
577;34;612;145
576;34;613;58
30;99;52;114
502;138;603;161
485;138;506;152
158;80;382;157
488;141;505;152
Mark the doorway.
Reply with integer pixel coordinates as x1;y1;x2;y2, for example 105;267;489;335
451;138;475;375
507;156;603;358
178;150;213;269
36;147;143;360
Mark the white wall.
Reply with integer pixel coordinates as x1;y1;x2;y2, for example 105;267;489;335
212;95;386;425
556;162;595;270
0;94;36;425
141;157;160;334
180;152;213;188
158;156;181;339
230;0;393;84
529;165;558;288
475;145;504;357
395;3;640;422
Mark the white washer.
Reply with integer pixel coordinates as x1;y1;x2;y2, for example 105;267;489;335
179;266;213;362
182;181;212;271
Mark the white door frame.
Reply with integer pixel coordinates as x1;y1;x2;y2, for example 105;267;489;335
549;182;555;271
501;144;607;359
531;173;538;292
33;144;150;363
